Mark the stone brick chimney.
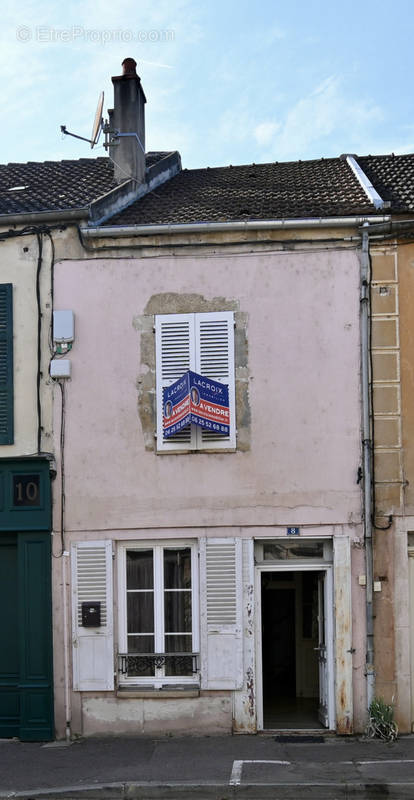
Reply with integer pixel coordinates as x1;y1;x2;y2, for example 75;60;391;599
110;58;146;185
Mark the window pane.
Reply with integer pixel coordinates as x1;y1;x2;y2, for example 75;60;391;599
126;636;155;677
127;550;153;589
263;541;323;560
165;634;192;653
165;636;193;676
164;548;191;589
127;635;154;654
164;591;192;633
127;592;154;633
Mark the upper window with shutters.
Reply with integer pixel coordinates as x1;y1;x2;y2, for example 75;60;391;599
155;312;236;452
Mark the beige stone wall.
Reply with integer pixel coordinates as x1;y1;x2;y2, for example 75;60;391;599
370;241;414;731
399;242;414;513
371;245;403;517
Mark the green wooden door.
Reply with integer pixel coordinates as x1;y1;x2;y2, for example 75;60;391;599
0;536;19;736
0;533;53;740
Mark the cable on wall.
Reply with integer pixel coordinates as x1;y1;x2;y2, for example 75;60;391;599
52;378;66;558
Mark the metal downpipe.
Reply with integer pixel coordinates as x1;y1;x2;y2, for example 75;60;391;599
361;224;375;711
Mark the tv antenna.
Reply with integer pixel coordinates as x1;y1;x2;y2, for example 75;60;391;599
61;91;109;149
60;89;140;152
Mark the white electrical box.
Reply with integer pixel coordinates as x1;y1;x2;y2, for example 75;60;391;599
53;310;74;343
50;359;72;378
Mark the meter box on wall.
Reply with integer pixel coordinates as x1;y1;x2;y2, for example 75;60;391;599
53;310;74;343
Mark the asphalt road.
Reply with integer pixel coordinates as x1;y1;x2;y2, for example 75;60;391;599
1;734;414;798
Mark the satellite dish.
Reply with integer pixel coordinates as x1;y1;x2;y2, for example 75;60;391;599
91;91;104;149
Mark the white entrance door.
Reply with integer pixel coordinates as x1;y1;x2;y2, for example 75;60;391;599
256;564;335;731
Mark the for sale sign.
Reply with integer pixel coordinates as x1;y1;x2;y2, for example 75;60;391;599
163;374;191;437
163;370;230;438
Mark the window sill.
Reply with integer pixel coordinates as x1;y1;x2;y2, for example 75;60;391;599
156;447;237;455
117;686;200;699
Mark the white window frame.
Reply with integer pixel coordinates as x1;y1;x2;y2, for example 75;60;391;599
155;311;236;452
117;540;200;687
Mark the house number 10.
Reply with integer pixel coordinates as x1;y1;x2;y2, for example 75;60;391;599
13;474;40;506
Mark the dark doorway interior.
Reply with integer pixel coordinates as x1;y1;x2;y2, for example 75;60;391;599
261;571;322;729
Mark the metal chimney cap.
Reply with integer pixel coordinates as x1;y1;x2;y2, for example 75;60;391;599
122;58;137;76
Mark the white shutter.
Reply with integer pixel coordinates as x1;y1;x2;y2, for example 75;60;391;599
71;540;114;691
195;312;236;450
155;311;236;452
199;537;243;689
155;313;196;451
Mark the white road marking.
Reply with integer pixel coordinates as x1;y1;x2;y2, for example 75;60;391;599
229;759;291;785
229;758;414;786
356;759;414;765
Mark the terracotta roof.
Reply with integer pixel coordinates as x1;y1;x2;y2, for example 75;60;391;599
0;153;169;216
356;154;414;213
105;157;376;227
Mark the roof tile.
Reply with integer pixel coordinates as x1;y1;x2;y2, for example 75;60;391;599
106;157;375;227
0;153;169;215
357;154;414;213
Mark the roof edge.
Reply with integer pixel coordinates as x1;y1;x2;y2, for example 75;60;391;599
345;155;386;210
90;151;182;226
0;207;90;226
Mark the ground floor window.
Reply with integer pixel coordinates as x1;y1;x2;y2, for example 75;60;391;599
117;542;199;685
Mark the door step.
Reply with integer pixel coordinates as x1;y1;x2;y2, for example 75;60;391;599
273;733;326;743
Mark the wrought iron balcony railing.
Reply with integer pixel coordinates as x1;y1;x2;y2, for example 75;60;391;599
118;652;199;678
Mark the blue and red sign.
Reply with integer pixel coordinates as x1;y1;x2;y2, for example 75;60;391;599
163;370;230;438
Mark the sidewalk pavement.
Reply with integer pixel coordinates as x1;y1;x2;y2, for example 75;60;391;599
1;733;414;799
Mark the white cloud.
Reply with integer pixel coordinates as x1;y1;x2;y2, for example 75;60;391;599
261;24;286;45
248;76;384;161
254;121;281;146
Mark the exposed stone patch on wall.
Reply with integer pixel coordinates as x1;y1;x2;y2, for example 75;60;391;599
133;293;250;452
144;293;237;315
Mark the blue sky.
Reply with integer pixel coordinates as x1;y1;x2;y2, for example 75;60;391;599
1;0;413;168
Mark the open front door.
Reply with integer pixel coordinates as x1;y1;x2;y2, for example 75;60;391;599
317;571;330;727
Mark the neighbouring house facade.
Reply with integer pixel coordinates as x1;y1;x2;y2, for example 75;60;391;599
350;154;414;735
0;221;55;740
4;57;414;740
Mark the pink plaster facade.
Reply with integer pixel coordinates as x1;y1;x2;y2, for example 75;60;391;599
52;244;366;737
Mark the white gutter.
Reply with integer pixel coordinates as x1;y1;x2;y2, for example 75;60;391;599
82;215;391;239
346;156;385;210
0;207;90;226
